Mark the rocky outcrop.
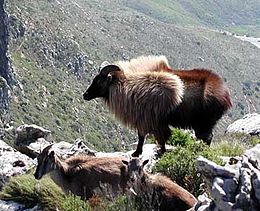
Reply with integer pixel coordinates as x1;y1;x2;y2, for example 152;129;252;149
0;0;12;85
0;0;13;115
13;124;167;170
0;200;25;211
15;124;51;158
195;144;260;211
226;113;260;135
0;200;39;211
0;139;34;190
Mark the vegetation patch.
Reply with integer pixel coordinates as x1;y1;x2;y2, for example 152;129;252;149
0;175;64;210
153;141;222;197
154;129;260;197
0;174;139;211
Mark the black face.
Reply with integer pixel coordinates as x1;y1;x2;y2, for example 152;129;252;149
83;74;111;101
83;64;121;101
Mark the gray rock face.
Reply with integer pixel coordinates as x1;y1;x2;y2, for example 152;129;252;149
16;124;51;142
0;200;25;211
0;200;40;211
195;144;260;211
8;14;26;39
0;140;34;189
0;76;10;115
15;124;51;158
226;113;260;135
0;0;13;115
244;144;260;169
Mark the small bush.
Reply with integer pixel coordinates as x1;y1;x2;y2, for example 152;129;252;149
250;137;260;146
0;174;139;211
0;174;64;211
106;195;138;211
167;128;194;146
212;141;244;157
153;141;222;197
62;193;90;211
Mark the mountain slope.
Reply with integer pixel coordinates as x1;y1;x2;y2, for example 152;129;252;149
124;0;260;36
3;0;260;150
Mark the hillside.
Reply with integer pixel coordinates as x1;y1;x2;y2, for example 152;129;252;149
2;0;260;151
125;0;260;36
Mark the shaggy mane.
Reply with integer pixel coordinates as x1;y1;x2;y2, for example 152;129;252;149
115;55;170;75
116;55;232;110
106;71;184;134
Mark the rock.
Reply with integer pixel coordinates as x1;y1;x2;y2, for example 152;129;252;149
244;144;260;169
17;138;51;159
47;141;73;158
222;178;237;202
194;193;213;211
0;0;14;116
15;124;51;157
252;170;260;203
88;59;94;65
9;14;26;39
235;168;252;209
16;124;51;142
196;156;239;179
0;200;40;211
0;76;11;114
226;113;260;135
0;200;25;211
0;140;34;189
69;139;96;156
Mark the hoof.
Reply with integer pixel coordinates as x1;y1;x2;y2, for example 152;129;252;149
132;151;141;157
156;148;166;158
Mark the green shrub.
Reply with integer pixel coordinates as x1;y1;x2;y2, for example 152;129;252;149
153;141;222;197
62;194;90;211
0;175;64;210
167;128;194;146
250;137;260;146
212;141;244;157
0;174;138;211
106;195;138;211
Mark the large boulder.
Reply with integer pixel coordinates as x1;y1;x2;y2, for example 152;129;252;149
0;140;34;189
15;124;51;142
226;113;260;135
15;124;51;158
0;200;39;211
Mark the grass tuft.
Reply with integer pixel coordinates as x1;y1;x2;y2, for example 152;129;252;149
0;174;64;210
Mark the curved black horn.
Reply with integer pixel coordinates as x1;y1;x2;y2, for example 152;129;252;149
99;61;111;70
100;64;121;76
42;144;54;153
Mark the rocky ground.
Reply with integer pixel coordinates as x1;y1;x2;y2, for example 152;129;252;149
0;113;259;210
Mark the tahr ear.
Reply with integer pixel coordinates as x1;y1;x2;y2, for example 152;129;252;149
107;73;113;82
